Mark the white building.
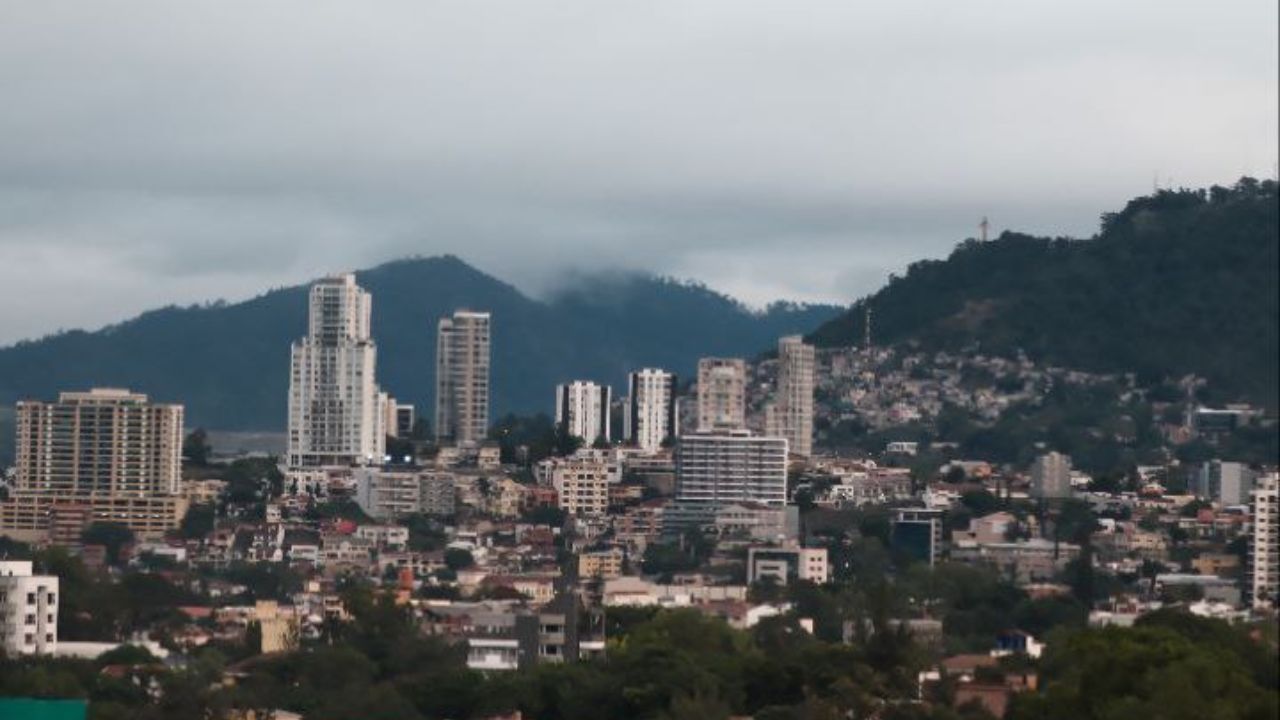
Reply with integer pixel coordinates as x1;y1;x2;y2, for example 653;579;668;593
747;546;829;585
1031;452;1073;500
436;310;492;448
675;431;788;508
1250;473;1278;609
0;561;58;656
768;336;815;457
287;274;386;467
555;381;611;444
696;358;746;432
625;369;677;452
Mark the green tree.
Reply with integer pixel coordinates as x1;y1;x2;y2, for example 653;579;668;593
81;522;134;566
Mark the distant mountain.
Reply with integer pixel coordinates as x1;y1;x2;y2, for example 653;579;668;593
0;256;841;457
810;178;1280;409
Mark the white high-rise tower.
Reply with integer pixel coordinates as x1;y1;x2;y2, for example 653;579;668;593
436;310;491;447
625;369;677;452
287;274;385;467
556;381;611;444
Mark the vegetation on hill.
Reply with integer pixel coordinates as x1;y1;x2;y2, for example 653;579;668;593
810;178;1280;410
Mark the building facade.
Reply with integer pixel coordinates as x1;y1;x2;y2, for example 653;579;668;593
769;336;815;457
436;310;492;448
287;274;386;467
1031;452;1073;500
1250;473;1279;609
0;561;58;656
2;388;187;541
1196;460;1256;506
747;546;829;585
551;458;611;518
892;508;946;567
625;369;677;453
555;381;611;444
674;431;788;508
696;358;746;432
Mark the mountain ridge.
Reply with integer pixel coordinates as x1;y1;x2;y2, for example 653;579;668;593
0;255;843;451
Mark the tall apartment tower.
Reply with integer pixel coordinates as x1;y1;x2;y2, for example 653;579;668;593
1031;452;1073;499
696;358;747;432
1250;473;1279;609
556;381;611;443
436;310;491;447
287;274;385;467
625;369;677;453
770;336;815;457
2;388;186;540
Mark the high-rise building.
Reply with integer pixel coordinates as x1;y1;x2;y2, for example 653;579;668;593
1195;460;1256;506
625;369;677;452
1;388;187;540
287;274;386;467
696;358;746;432
1249;473;1278;609
0;561;58;656
1031;452;1072;500
436;310;491;447
674;431;788;508
772;336;815;457
555;381;611;444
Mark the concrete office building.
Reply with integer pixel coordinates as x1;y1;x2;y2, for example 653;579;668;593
1031;452;1073;500
1196;460;1256;506
436;311;491;448
1;388;187;541
555;381;611;444
747;545;829;585
353;467;458;520
625;369;677;453
675;431;788;508
0;561;59;656
287;274;386;467
1250;473;1279;609
769;336;815;457
696;358;747;432
892;508;946;567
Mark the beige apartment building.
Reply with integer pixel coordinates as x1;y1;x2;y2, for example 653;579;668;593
696;358;747;432
767;336;815;457
551;458;611;517
1;388;187;541
436;310;492;448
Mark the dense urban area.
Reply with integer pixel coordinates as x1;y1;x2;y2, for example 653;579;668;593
1;245;1277;720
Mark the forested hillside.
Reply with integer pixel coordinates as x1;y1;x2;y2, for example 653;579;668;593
810;178;1279;409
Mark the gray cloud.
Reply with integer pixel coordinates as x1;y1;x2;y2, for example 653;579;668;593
0;1;1275;343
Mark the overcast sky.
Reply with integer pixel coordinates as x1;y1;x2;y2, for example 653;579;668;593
1;1;1276;345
